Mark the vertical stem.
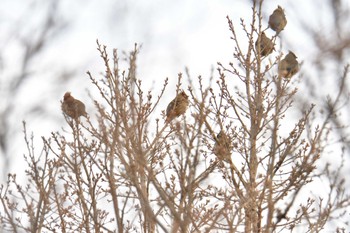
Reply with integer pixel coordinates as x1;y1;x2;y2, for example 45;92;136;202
265;75;282;231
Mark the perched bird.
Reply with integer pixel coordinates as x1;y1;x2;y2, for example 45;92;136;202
278;51;299;78
268;6;287;34
166;91;189;122
255;32;274;57
213;131;232;163
61;92;87;119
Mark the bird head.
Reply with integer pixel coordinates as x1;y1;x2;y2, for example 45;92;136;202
287;51;297;59
64;92;71;99
180;91;188;99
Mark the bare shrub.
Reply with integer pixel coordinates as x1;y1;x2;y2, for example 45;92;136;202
1;1;350;232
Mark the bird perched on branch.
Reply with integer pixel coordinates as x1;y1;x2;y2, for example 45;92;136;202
255;32;274;57
268;6;287;34
61;92;87;119
213;131;232;163
278;51;299;79
166;91;189;122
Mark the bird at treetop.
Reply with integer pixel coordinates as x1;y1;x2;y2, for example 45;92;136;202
166;91;189;122
268;6;287;34
213;131;232;163
61;92;87;119
278;51;299;78
255;32;274;57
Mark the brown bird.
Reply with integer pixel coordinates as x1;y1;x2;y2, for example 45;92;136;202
255;32;274;57
278;51;299;78
213;131;232;163
61;92;87;119
166;91;189;122
268;6;287;34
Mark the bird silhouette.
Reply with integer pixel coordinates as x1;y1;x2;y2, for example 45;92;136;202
255;32;274;57
268;6;287;34
166;91;189;122
61;92;87;119
278;51;299;78
213;131;232;163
